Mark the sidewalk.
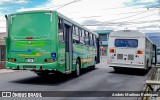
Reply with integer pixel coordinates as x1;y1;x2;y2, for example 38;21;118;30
0;69;14;74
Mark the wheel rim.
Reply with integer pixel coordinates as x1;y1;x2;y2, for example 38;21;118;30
76;63;80;76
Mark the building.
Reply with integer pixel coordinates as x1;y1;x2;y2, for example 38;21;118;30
0;32;7;69
94;30;113;55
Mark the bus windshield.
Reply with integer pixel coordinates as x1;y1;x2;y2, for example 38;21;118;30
115;39;138;47
10;12;51;39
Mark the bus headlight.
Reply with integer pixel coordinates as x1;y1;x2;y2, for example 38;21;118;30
44;58;55;63
8;58;16;62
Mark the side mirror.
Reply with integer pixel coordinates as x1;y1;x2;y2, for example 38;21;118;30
5;15;8;19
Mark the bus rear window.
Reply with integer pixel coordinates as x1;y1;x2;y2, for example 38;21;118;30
115;39;138;47
11;12;51;39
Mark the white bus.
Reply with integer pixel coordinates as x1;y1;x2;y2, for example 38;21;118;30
107;30;156;72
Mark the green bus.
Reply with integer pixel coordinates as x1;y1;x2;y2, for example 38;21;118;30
5;10;100;77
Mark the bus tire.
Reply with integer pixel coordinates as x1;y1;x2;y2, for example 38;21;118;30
92;59;96;69
113;67;120;72
75;60;81;77
145;60;149;72
36;71;49;77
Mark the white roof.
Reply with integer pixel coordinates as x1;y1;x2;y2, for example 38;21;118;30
110;30;145;37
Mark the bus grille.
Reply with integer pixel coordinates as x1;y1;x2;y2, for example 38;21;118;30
117;54;123;60
128;54;134;60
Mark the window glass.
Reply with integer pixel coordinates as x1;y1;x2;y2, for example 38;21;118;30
93;35;97;46
72;26;76;35
73;26;79;44
75;27;79;36
80;29;85;45
99;34;107;41
89;33;93;46
85;32;89;45
58;18;64;41
79;29;82;37
115;39;138;47
82;30;85;37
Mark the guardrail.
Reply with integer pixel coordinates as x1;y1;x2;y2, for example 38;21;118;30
142;65;160;100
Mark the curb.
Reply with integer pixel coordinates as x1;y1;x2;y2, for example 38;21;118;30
0;69;14;74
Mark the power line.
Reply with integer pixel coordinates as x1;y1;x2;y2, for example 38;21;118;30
83;17;160;26
72;9;157;26
42;3;68;10
71;8;157;22
55;0;82;10
121;13;158;23
70;10;154;19
103;9;156;22
42;0;82;10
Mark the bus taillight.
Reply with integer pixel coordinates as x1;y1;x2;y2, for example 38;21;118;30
26;36;33;39
137;50;143;54
110;48;115;53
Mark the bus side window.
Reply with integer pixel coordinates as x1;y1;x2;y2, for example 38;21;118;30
80;29;85;45
72;26;76;43
73;26;79;44
58;18;64;41
89;33;93;46
82;30;85;45
79;28;82;44
85;32;89;45
94;35;96;47
92;34;94;46
84;31;86;45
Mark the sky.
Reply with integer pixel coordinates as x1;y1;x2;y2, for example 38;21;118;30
0;0;160;33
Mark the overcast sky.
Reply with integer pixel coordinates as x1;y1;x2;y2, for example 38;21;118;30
0;0;160;32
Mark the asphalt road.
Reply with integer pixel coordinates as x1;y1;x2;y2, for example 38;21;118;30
0;57;154;100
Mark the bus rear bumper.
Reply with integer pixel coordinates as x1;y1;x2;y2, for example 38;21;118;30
6;61;58;71
108;63;146;69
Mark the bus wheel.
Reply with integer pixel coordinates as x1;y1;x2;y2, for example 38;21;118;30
75;60;81;77
92;60;96;69
113;67;120;72
144;61;149;73
36;71;49;77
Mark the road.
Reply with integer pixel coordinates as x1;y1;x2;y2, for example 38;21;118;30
0;57;154;100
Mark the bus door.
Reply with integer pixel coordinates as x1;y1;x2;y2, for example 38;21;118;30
64;21;73;73
96;38;100;63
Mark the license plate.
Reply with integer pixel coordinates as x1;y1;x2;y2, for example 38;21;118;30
25;58;34;62
23;66;36;69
